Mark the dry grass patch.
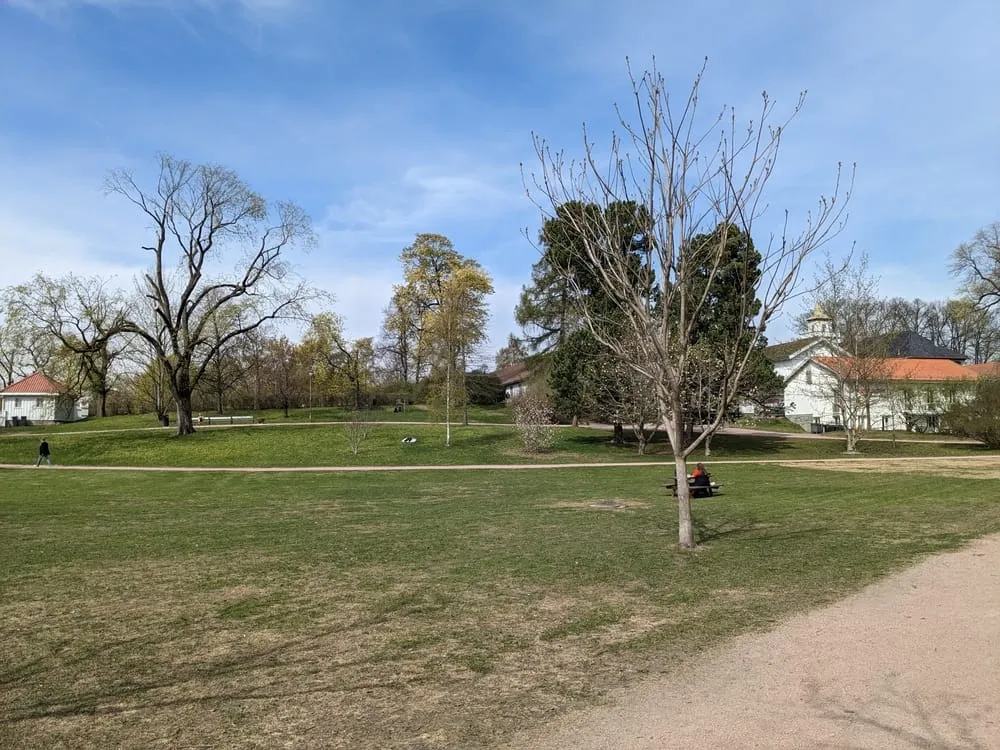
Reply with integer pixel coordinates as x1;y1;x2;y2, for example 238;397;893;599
783;455;1000;478
3;559;730;749
545;499;652;511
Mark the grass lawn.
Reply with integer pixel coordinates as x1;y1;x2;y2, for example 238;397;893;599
0;421;991;468
2;457;999;748
730;417;805;432
24;404;514;435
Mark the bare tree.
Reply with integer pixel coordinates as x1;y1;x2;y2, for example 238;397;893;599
9;273;136;415
344;409;373;455
105;154;317;435
951;222;1000;308
805;253;891;451
525;59;851;548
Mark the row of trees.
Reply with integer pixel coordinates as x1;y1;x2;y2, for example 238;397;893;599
802;253;1000;363
0;279;506;421
0;158;496;437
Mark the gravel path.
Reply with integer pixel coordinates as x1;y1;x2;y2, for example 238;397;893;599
510;534;1000;749
2;453;1000;473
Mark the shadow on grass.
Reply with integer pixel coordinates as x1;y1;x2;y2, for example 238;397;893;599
558;429;804;459
692;513;759;543
0;594;442;725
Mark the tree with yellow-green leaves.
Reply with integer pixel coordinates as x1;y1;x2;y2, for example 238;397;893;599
301;312;375;411
394;233;493;445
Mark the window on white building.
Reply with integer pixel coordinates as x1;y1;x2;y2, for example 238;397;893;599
805;368;812;385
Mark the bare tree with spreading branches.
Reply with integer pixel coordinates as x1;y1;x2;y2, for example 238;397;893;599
525;59;852;548
105;154;318;435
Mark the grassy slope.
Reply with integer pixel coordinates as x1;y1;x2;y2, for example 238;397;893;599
0;422;990;468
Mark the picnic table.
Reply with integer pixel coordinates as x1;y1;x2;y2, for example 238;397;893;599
665;474;721;497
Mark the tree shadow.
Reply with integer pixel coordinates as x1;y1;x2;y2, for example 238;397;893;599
559;429;805;459
803;677;994;749
691;513;759;543
0;597;432;726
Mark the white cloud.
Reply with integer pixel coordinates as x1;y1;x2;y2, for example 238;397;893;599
318;161;528;259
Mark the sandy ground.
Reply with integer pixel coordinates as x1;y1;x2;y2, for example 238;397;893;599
509;533;1000;750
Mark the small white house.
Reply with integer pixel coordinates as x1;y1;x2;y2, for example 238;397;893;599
0;372;89;426
497;362;530;399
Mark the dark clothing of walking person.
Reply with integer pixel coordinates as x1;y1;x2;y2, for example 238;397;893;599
35;440;51;467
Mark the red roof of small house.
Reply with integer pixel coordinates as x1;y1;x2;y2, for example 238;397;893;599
0;372;65;395
965;362;1000;377
813;357;978;382
496;361;530;386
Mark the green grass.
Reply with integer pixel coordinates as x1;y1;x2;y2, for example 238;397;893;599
19;403;514;435
0;420;991;469
730;416;806;432
1;458;998;748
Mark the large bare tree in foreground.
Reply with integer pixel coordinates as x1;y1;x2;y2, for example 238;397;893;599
526;60;852;548
106;154;317;435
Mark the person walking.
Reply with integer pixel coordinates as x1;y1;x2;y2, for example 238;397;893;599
35;438;51;467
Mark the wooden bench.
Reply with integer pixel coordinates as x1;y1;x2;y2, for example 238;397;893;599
665;476;722;497
198;415;254;425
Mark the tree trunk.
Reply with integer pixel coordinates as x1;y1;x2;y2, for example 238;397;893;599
845;424;858;452
445;359;452;448
704;431;713;457
571;414;579;427
98;390;108;418
461;352;469;426
636;425;647;455
675;454;695;548
612;422;624;445
175;391;196;435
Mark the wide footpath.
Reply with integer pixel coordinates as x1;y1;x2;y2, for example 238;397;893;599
510;533;1000;749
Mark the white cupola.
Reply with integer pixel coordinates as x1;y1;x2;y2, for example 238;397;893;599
806;303;833;337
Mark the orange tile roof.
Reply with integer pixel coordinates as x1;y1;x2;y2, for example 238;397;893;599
1;372;65;395
965;362;1000;377
813;357;978;382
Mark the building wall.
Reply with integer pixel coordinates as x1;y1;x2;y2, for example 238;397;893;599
504;382;526;399
785;365;974;432
784;363;839;427
2;394;87;424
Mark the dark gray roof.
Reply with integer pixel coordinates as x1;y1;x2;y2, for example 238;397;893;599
879;331;967;362
763;337;821;363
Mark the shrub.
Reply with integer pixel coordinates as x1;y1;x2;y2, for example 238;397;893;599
942;376;1000;448
344;410;373;455
508;391;555;453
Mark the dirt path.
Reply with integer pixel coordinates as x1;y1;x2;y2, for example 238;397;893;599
509;533;1000;749
1;454;999;473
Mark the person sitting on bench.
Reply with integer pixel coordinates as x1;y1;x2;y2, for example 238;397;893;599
691;462;713;498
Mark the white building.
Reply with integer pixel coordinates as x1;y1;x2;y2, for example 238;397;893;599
762;305;845;425
783;356;976;432
764;306;977;432
0;372;89;426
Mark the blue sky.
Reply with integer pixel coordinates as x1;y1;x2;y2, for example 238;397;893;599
2;0;999;364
